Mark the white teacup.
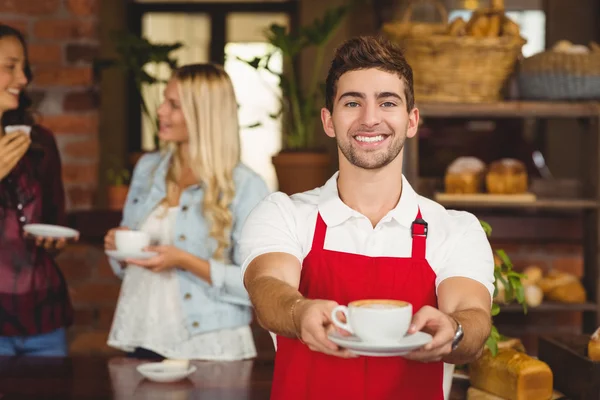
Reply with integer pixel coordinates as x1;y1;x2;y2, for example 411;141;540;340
115;230;150;253
331;299;413;343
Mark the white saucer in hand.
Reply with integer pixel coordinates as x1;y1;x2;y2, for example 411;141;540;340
328;331;432;357
136;362;197;383
105;250;158;262
23;224;79;239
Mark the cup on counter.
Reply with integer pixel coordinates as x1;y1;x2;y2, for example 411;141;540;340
115;230;151;253
331;299;413;343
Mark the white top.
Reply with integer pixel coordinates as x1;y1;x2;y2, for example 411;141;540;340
239;172;495;298
108;205;256;361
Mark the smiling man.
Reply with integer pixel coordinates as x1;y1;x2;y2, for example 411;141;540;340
239;36;495;400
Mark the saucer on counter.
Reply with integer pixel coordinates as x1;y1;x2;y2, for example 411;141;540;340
136;362;196;383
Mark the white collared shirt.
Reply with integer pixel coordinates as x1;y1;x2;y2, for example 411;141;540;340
239;172;495;297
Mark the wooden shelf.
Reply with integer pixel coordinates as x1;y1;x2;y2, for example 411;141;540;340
500;302;598;312
435;197;599;210
418;101;600;118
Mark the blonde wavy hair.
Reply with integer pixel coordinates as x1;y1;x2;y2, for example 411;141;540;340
163;63;240;261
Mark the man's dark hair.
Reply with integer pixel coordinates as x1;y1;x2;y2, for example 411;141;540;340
325;36;414;113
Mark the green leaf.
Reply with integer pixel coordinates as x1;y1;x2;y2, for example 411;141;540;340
495;249;513;269
480;220;492;237
491;303;500;316
485;325;500;356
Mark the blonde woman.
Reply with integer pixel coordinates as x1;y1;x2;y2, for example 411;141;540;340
104;64;269;361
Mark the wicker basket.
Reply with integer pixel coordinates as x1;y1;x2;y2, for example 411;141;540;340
518;48;600;100
383;0;525;103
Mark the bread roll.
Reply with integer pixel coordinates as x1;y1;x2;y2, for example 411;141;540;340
448;17;467;36
470;348;554;400
491;0;505;9
487;14;501;37
522;266;543;286
445;157;486;194
501;18;521;37
468;14;490;37
589;327;600;361
486;158;528;194
524;284;543;307
497;337;526;353
538;270;587;303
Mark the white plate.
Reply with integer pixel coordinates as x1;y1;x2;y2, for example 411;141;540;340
328;331;432;357
23;224;79;239
136;362;197;383
105;250;158;262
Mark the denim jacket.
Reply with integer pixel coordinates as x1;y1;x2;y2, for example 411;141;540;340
109;150;270;335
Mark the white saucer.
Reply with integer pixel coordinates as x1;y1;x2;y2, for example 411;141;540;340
328;331;432;357
136;362;197;383
23;224;79;239
105;250;158;262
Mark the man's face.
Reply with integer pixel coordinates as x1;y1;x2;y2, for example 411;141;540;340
321;68;418;170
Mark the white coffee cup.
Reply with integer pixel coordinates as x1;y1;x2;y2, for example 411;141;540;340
331;299;413;343
115;230;150;253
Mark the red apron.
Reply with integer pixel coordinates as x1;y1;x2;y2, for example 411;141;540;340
271;208;443;400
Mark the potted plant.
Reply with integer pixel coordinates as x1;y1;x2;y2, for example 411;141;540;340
106;166;131;211
480;220;527;356
240;1;359;194
442;220;526;399
94;32;182;166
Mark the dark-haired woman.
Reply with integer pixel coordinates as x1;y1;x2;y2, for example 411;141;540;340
0;24;76;356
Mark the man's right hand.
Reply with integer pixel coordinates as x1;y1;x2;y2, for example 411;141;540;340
0;132;31;180
294;299;357;358
104;226;129;251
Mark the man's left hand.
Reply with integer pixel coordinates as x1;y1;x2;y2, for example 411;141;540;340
402;305;457;363
126;245;186;273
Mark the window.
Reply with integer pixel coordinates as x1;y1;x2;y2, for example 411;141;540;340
130;2;296;189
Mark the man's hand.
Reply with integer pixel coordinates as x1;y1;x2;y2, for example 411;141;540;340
126;245;186;273
295;299;357;358
0;132;31;180
402;305;457;363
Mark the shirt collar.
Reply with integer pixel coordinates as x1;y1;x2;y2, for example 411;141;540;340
318;173;420;228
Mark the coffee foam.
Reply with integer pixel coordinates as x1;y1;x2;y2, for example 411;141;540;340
351;299;409;308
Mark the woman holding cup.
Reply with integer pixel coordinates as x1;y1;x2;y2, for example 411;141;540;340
0;24;77;356
104;63;269;361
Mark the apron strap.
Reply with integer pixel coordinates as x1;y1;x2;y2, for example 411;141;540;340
312;213;327;250
411;208;428;259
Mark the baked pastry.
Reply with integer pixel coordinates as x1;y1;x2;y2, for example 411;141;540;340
522;266;543;286
588;327;600;361
497;337;526;353
444;157;486;194
537;270;587;303
486;158;528;194
524;284;543;307
469;348;554;400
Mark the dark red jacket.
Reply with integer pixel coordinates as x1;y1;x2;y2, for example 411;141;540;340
0;125;73;336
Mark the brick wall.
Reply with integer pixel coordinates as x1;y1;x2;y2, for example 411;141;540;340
1;0;100;210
